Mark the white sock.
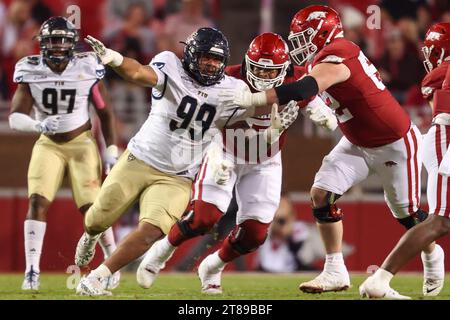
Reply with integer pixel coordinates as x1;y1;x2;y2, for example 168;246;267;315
90;264;112;278
324;252;347;273
421;244;444;279
157;236;176;259
99;227;117;259
24;220;46;274
372;268;394;285
208;251;226;271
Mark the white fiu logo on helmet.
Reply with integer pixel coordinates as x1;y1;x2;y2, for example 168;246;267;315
427;31;442;41
306;11;327;21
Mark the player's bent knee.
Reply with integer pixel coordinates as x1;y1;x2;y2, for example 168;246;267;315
426;215;450;237
310;187;329;207
78;203;92;215
311;191;343;223
397;208;428;230
28;194;51;220
84;208;109;235
228;219;270;254
177;200;222;238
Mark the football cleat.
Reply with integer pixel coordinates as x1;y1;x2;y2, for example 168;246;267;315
197;253;225;294
359;276;411;299
423;278;444;296
136;239;175;289
422;244;445;296
101;271;121;290
21;267;40;290
76;275;112;296
75;232;101;267
299;271;350;293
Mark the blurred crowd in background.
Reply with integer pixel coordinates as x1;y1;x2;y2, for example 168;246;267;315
0;0;449;271
1;0;450;141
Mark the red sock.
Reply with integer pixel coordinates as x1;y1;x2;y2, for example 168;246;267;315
218;219;270;263
167;223;185;247
168;200;222;247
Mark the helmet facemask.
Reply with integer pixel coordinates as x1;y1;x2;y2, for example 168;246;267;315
38;30;77;66
245;56;289;91
421;45;445;73
195;49;227;85
288;27;318;66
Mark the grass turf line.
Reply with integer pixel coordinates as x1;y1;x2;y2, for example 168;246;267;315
0;273;449;300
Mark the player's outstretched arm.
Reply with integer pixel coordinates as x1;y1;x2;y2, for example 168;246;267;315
85;35;158;87
9;83;60;135
219;63;350;109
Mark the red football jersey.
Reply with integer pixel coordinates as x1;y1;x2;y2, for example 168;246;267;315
421;61;450;101
433;63;450;117
224;64;306;161
311;38;411;148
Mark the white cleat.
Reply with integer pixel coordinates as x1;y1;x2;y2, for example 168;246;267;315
75;232;101;267
101;271;121;290
21;269;40;290
423;278;444;297
136;239;175;289
359;276;411;300
422;244;445;296
76;275;112;296
198;253;225;294
299;271;350;293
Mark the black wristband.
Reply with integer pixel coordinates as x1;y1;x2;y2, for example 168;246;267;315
274;75;319;105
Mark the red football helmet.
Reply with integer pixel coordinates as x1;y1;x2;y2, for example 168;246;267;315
422;22;450;73
288;5;343;66
245;32;290;91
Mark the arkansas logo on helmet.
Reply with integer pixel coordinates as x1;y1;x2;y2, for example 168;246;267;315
288;5;343;66
422;22;450;73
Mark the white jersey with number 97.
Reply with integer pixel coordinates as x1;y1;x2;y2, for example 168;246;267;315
128;51;249;179
13;52;105;133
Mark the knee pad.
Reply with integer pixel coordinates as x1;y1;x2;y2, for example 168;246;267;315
227;219;270;255
312;192;343;223
176;200;222;238
397;208;429;230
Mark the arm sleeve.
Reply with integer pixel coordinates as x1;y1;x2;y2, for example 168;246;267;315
274;76;319;105
9;112;40;132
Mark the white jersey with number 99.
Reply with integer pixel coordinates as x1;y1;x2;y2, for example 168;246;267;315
128;51;249;179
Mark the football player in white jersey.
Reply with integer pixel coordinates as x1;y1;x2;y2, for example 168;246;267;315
74;27;275;296
9;17;120;291
134;32;333;294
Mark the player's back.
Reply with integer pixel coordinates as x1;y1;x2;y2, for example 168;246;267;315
13;52;105;133
128;51;248;178
312;38;411;148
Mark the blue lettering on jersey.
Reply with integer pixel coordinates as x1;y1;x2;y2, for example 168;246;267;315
152;62;165;69
96;69;105;78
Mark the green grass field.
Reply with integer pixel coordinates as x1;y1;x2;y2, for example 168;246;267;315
0;272;449;300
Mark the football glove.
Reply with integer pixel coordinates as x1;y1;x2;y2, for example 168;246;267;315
218;87;267;108
263;101;299;144
306;96;338;131
85;35;123;67
207;143;235;186
214;160;235;186
104;145;119;175
38;115;61;135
